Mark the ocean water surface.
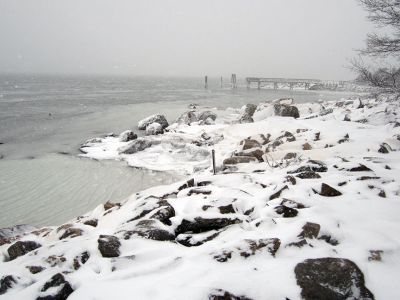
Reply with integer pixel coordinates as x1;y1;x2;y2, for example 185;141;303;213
0;74;357;228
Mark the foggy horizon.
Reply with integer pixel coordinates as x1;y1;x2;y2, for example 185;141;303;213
0;0;376;80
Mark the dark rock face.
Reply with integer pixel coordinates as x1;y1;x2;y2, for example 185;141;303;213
27;265;45;274
223;156;257;165
119;130;137;142
298;222;320;239
37;273;74;300
98;235;121;258
208;289;253;300
138;114;169;130
275;205;298;218
296;171;321;179
175;111;198;125
274;104;300;119
176;217;241;234
347;164;372;172
83;219;98;227
7;240;42;260
123;220;175;241
119;138;160;154
218;204;236;214
319;183;342;197
269;185;289;200
0;275;17;295
295;258;374;300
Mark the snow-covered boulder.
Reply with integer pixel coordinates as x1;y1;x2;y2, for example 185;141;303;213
239;103;257;123
138;114;169;130
295;258;374;300
145;122;163;135
273;104;300;118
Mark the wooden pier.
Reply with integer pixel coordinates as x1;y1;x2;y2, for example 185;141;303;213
245;77;346;90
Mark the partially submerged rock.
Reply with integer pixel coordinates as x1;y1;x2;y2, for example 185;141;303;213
295;257;374;300
138;114;169;130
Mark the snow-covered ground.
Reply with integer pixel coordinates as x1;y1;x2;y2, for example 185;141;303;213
1;95;400;299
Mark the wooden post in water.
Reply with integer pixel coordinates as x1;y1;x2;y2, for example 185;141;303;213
220;76;223;88
212;149;216;175
205;76;208;89
231;74;237;89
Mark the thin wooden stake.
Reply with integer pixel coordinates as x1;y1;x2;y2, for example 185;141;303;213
212;149;216;175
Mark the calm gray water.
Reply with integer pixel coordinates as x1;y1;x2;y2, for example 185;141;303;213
0;74;357;228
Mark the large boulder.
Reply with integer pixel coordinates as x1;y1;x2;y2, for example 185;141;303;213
98;235;121;258
175;111;198;125
145;122;163;135
239;104;257;123
274;104;300;118
295;257;374;300
7;240;42;260
138;114;169;130
36;273;74;300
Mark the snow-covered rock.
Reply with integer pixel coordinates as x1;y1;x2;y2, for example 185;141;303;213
138;114;169;130
145;122;164;135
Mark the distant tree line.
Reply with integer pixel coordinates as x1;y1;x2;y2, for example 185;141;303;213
352;0;400;92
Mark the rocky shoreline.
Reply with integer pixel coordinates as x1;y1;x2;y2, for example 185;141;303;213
1;94;400;299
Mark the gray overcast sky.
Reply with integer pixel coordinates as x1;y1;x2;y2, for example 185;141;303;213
0;0;374;79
